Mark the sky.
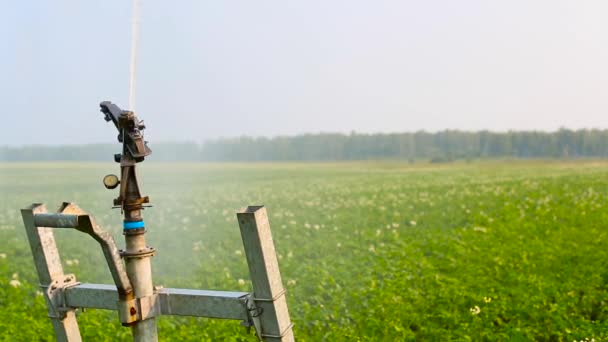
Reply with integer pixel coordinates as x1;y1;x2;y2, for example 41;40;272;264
1;0;607;146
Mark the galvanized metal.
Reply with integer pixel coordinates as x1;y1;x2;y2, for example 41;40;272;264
33;213;80;228
57;203;134;300
63;283;252;320
64;283;118;310
123;231;158;341
237;206;294;342
21;204;82;342
22;202;294;341
156;288;250;320
100;101;158;340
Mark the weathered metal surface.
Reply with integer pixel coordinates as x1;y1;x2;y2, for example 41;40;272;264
22;201;293;341
63;283;252;320
99;101;151;162
101;101;158;341
237;206;294;342
21;204;83;342
157;288;250;320
33;213;80;228
137;294;160;321
58;203;134;301
123;230;158;341
64;283;118;310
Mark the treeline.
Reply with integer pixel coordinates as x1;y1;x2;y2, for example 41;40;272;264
2;129;608;162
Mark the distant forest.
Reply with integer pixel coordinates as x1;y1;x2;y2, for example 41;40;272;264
3;129;608;162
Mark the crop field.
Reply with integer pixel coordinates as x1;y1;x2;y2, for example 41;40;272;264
1;161;608;341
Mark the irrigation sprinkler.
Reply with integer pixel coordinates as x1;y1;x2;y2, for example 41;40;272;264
20;102;294;342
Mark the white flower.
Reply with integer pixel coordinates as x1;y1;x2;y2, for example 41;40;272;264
483;297;492;303
410;220;417;226
287;279;296;286
368;245;376;253
65;259;79;266
238;279;246;286
234;250;242;256
473;226;488;233
9;279;21;288
336;243;342;248
470;306;481;315
0;253;6;259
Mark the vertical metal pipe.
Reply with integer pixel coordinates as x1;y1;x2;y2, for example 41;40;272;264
124;204;158;342
124;230;158;342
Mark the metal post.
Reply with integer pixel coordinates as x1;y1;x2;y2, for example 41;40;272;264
100;102;158;341
237;206;294;342
123;230;157;341
21;204;82;342
120;167;158;342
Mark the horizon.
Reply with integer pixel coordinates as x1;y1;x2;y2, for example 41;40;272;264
0;126;607;148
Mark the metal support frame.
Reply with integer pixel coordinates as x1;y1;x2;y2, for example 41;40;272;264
238;206;294;341
21;203;293;342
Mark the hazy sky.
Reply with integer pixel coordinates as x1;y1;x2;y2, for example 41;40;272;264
2;1;607;145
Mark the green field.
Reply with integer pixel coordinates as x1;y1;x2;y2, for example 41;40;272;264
1;161;608;341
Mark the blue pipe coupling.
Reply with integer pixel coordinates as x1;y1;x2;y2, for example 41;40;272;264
123;220;145;230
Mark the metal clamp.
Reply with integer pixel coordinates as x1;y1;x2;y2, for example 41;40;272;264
118;294;160;326
251;288;287;303
119;246;156;259
40;274;81;319
261;323;295;339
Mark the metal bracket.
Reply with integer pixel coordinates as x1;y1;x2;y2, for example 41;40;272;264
118;294;160;325
41;274;81;319
241;295;263;340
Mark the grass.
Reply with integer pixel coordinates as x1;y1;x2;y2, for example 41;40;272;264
1;160;608;341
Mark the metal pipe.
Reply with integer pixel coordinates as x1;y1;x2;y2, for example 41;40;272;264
124;231;157;341
33;213;80;228
122;188;157;340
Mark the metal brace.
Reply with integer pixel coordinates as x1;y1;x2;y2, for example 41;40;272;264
117;294;160;326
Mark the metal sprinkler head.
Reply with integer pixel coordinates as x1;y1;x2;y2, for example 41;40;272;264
99;101;151;213
100;101;151;164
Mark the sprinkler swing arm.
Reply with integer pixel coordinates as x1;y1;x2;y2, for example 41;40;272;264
20;102;294;342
